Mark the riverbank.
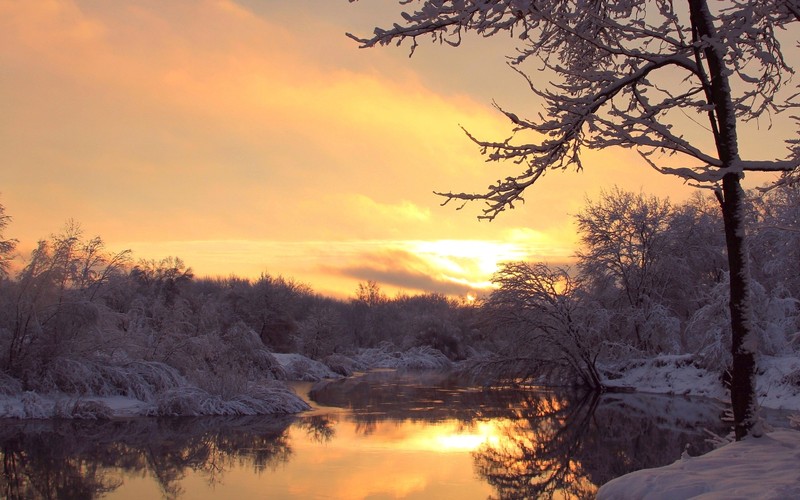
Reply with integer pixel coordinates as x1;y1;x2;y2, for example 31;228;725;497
597;428;800;499
597;354;800;498
2;351;799;420
604;353;800;412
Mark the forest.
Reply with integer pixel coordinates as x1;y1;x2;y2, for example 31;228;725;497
0;182;797;419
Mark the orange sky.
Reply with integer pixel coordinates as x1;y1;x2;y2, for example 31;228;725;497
0;0;788;298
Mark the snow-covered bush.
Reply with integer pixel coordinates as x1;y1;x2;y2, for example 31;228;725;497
353;344;451;371
149;382;309;417
403;314;465;360
272;353;342;381
295;305;343;359
29;358;186;401
323;353;364;376
21;391;50;419
54;399;113;420
750;283;799;357
398;346;452;370
0;371;22;395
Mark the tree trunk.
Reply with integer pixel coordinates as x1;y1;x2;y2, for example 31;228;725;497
720;174;759;440
689;0;759;439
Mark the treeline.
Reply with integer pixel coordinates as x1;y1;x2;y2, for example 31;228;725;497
0;215;480;414
0;182;797;409
478;185;800;388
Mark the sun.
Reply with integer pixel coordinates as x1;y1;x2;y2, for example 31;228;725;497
407;239;530;288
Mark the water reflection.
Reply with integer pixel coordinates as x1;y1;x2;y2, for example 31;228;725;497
312;372;729;499
0;372;729;499
0;416;294;499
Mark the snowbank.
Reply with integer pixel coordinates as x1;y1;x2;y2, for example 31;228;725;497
272;353;343;381
603;354;727;400
597;429;800;499
603;354;800;412
0;382;310;419
353;345;452;371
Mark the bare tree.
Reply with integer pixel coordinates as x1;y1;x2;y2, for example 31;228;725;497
577;188;672;310
486;262;604;388
349;0;800;439
0;201;16;279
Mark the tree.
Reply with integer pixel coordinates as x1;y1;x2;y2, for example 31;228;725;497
0;201;16;279
349;0;800;439
576;189;671;309
486;262;605;388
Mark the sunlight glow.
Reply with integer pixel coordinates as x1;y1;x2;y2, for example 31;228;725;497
405;239;531;290
399;420;508;453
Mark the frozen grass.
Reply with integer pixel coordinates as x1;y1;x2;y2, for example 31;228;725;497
29;358;186;401
353;345;452;371
0;382;309;419
323;353;365;376
0;356;310;418
148;382;310;416
272;353;343;381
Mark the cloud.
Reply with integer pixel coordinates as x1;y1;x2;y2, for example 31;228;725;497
1;0;513;247
327;249;479;297
1;0;718;299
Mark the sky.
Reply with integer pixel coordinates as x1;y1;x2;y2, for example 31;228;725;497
0;0;789;299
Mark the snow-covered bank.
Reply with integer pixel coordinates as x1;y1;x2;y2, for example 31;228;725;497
597;355;800;499
274;346;452;382
597;429;800;499
604;354;800;412
0;382;310;419
0;346;456;419
272;353;344;381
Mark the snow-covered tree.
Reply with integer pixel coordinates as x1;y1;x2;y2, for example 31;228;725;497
349;0;800;439
484;262;605;387
0;201;16;279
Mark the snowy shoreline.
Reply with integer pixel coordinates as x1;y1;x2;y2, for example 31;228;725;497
0;346;454;420
603;354;800;413
3;352;800;420
3;350;800;497
598;354;800;499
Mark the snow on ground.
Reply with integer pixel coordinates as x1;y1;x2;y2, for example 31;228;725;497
604;354;800;412
597;429;800;499
0;382;310;419
353;345;452;371
272;353;344;381
598;354;800;498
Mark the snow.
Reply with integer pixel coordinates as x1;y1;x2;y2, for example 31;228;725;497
597;354;800;498
604;354;728;401
597;429;800;499
0;382;310;418
353;345;452;371
272;353;344;382
272;347;453;381
603;354;800;412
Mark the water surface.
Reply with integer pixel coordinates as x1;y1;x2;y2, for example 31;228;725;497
1;371;730;499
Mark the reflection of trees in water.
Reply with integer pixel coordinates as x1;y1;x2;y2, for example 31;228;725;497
473;391;728;500
299;415;336;443
313;370;729;500
310;370;530;425
0;415;294;499
474;391;600;499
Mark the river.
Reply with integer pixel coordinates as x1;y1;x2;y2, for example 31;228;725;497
1;370;731;499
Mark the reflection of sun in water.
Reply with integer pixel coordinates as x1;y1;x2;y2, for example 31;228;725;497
435;433;486;451
414;420;506;453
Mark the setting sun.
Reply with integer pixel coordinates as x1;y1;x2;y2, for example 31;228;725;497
0;0;709;298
